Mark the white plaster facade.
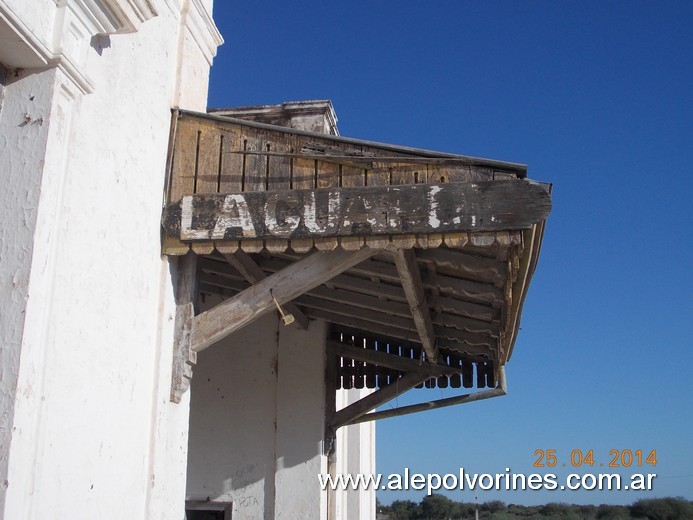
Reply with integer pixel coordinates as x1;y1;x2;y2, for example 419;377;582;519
187;312;329;519
1;3;375;518
186;310;376;520
0;1;222;518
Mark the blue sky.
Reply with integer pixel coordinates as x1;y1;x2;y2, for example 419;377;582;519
207;1;693;506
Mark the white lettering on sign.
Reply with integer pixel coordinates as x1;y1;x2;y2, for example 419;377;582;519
180;194;257;240
180;196;211;240
264;192;301;237
428;185;442;229
212;194;256;238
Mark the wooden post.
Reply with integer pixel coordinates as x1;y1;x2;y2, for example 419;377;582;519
170;253;198;403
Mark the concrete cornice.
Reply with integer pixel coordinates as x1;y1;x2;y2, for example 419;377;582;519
1;0;160;94
62;0;158;34
184;0;223;65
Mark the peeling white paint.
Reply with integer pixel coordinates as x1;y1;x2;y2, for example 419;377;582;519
302;191;340;233
428;185;442;229
181;196;210;239
264;193;301;237
209;194;256;239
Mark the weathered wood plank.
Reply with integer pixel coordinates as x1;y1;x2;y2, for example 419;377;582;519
164;116;198;255
306;308;494;357
380;161;419;249
163;180;552;242
339;143;366;251
265;133;293;253
195;129;222;195
247;254;502;317
199;274;498;345
190;246;380;352
364;156;391;249
417;248;505;286
192;131;218;258
219;128;244;192
394;249;438;362
314;149;340;251
290;135;316;252
239;129;267;252
169;117;199;201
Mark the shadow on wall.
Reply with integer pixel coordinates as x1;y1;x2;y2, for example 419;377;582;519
185;296;326;515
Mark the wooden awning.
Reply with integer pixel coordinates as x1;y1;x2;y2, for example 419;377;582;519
163;109;551;412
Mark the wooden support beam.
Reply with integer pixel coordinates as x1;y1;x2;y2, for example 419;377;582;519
328;341;463;377
330;370;431;429
394;248;438;362
190;247;380;353
255;255;504;309
348;366;507;425
221;250;309;329
284;308;495;358
170;253;198;403
298;297;497;348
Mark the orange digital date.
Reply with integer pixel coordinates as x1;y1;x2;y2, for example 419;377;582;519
534;449;657;468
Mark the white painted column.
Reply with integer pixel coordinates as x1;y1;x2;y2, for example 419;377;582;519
186;312;329;519
0;2;222;518
334;389;377;520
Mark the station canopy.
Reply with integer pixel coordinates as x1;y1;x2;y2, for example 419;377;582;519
162;106;551;424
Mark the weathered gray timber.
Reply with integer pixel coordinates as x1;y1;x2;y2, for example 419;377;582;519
161;110;544;254
162;180;550;242
190;246;381;353
162;108;552;415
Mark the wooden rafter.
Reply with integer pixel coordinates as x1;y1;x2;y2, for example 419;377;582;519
221;250;309;329
394;248;438;363
298;299;496;348
190;246;380;353
263;254;504;307
200;257;501;321
288;308;494;358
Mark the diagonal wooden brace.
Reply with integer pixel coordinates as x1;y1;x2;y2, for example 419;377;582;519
330;370;432;429
191;246;382;353
393;248;439;362
221;250;309;329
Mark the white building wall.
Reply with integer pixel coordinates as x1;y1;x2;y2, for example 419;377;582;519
0;2;221;518
186;311;328;519
334;389;376;520
186;308;377;520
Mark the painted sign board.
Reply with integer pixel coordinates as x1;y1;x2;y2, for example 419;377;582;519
161;180;551;242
